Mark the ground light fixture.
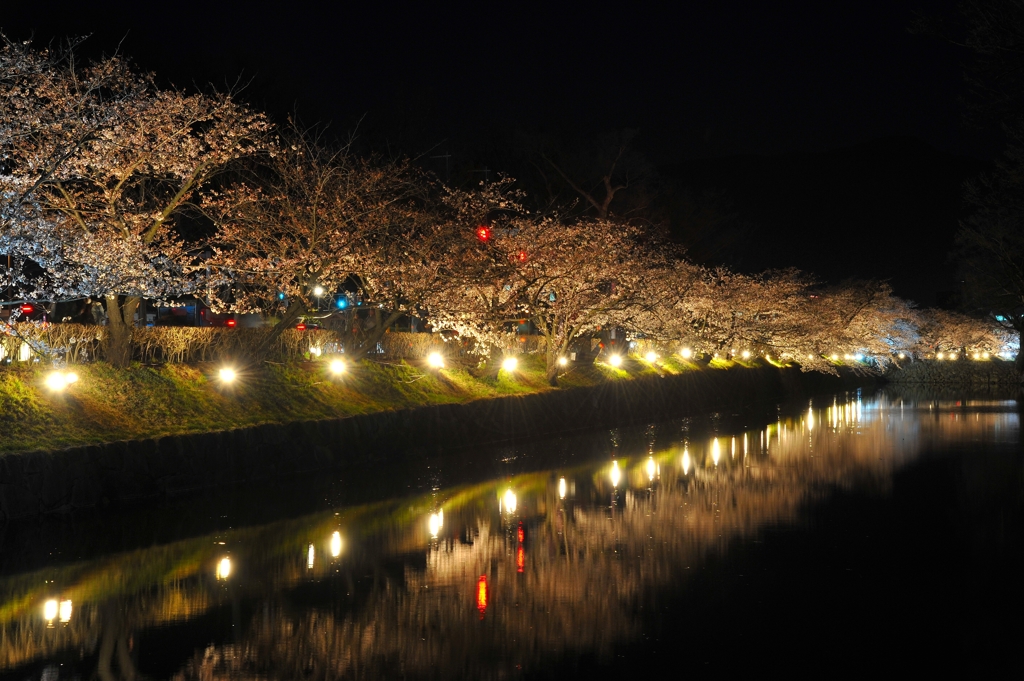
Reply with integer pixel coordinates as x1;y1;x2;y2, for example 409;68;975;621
218;367;237;384
557;356;568;367
741;350;751;359
608;354;623;367
44;370;79;392
427;352;445;369
329;359;346;375
645;351;658;362
680;347;693;359
313;286;324;297
501;356;518;372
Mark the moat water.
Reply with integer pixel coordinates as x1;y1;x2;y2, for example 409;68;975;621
1;387;1021;678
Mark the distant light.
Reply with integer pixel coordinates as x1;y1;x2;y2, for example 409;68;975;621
843;354;852;360
503;488;517;514
854;354;864;361
330;359;346;375
330;531;342;557
337;298;347;309
608;354;623;367
307;544;315;569
983;352;990;359
427;352;444;368
646;456;656;481
429;512;442;538
43;599;58;622
807;354;814;359
610;460;621;487
218;367;236;384
680;347;693;359
558;477;567;499
216;557;232;580
558;356;568;367
476;225;492;242
313;286;324;297
309;345;322;357
645;351;658;362
58;600;72;623
278;292;286;300
225;318;237;328
296;323;307;331
898;353;906;359
501;356;518;372
936;352;944;360
830;354;838;361
973;353;980;360
741;350;751;359
19;303;34;314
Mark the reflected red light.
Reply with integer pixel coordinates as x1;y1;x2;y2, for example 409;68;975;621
476;576;488;617
475;226;491;242
19;304;33;314
296;323;307;331
517;521;524;543
516;545;525;573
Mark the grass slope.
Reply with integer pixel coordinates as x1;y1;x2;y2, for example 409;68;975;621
0;354;709;454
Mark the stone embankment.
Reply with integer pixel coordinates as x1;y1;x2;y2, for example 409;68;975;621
0;366;860;520
884;359;1019;387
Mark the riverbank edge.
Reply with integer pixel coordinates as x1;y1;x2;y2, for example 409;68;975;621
0;366;867;520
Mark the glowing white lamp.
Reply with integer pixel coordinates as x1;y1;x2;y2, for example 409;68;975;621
427;352;444;368
330;359;346;375
43;599;58;622
216;557;232;580
608;354;623;367
501;356;518;372
313;285;324;297
680;347;693;359
741;350;751;359
219;367;236;383
645;351;657;362
558;356;568;366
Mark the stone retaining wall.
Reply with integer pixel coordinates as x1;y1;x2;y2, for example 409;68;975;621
884;359;1019;386
0;367;858;520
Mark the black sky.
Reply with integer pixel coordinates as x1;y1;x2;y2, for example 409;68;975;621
2;1;992;160
2;1;999;305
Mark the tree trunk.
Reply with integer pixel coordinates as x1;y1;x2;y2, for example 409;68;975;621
104;294;139;368
347;310;404;361
251;299;307;364
545;338;560;386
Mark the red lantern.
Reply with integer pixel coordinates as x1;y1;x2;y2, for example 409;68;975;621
19;304;33;314
296;323;307;331
226;319;237;328
475;226;491;242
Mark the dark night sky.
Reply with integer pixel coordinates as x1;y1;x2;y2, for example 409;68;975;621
2;1;998;304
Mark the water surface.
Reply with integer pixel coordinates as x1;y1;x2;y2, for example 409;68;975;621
1;389;1021;678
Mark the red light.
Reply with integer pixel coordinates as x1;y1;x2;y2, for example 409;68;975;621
516;545;525;573
19;304;33;314
476;576;488;618
296;323;307;331
475;226;491;242
226;319;237;328
517;521;524;544
517;250;527;262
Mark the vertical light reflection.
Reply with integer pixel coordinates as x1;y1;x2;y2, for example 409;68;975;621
43;599;58;624
429;512;442;538
58;600;72;623
216;557;232;580
330;531;342;557
558;477;567;499
712;438;720;466
646;457;656;481
307;544;315;569
682;449;691;474
807;407;815;431
503;488;518;514
611;461;621;487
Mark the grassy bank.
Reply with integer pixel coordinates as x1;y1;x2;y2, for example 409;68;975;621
0;353;726;454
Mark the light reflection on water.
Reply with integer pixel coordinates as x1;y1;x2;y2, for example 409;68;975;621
0;392;1019;678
